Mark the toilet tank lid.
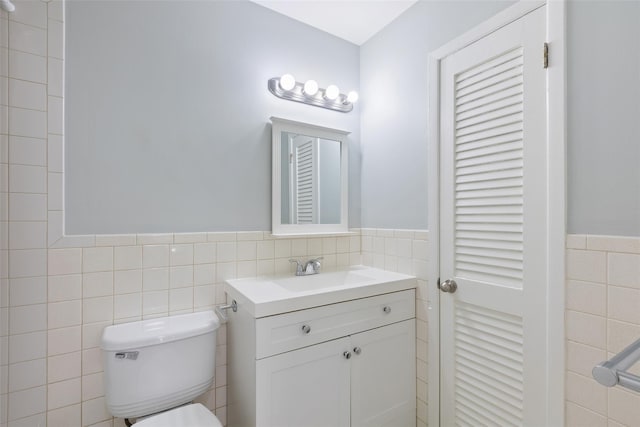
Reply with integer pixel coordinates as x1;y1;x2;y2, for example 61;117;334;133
101;310;220;351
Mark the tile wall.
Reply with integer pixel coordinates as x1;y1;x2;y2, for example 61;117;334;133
566;234;640;426
359;228;429;427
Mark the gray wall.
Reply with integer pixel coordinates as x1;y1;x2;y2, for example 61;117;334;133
567;1;640;236
65;0;360;234
360;0;640;236
359;0;513;230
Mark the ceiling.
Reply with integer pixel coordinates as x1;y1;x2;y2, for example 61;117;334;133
251;0;418;45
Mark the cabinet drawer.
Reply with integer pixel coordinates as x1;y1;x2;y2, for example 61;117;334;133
255;289;415;359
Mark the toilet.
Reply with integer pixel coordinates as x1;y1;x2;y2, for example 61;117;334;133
101;311;223;426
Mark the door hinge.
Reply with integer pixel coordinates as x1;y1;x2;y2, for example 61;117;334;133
437;277;441;290
543;42;549;69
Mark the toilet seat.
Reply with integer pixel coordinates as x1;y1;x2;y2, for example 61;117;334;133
134;403;222;427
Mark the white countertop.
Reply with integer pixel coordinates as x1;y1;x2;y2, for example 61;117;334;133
224;266;417;318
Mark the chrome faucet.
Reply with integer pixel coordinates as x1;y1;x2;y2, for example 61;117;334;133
289;257;323;276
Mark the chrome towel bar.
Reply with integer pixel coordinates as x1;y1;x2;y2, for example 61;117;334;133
593;336;640;393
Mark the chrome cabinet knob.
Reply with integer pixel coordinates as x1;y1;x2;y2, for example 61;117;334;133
343;351;352;360
301;324;311;334
441;279;458;293
353;347;362;355
383;306;391;314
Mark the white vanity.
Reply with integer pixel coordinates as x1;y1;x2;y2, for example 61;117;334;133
225;267;417;427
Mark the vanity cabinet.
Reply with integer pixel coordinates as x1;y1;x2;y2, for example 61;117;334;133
227;288;416;427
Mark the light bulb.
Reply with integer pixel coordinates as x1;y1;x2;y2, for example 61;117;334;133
324;85;340;101
346;91;359;104
303;80;319;96
279;74;296;91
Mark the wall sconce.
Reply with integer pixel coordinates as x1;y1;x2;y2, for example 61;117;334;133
268;74;358;113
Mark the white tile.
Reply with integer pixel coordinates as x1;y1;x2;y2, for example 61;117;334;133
9;330;45;363
9;106;45;139
9;303;45;334
136;233;173;245
48;300;81;329
8;221;45;249
608;253;640;288
608;286;640;324
566;310;606;349
565;401;606;427
9;276;46;306
215;262;236;282
566;249;607;283
47;172;62;210
9;0;47;29
82;397;110;427
290;239;306;257
8;79;45;111
169;288;193;312
114;245;142;270
82;372;104;401
8;413;47;427
607;319;640;354
384;237;396;256
82;322;110;350
609;387;640;426
47;326;80;356
236;231;262;241
566;280;606;316
566;341;606;378
9;21;46;56
321;238;336;255
170;244;193;266
83;271;113;298
0;76;5;106
8;358;45;392
274;240;291;258
257;259;274;276
0;17;7;48
114;269;142;294
173;232;206;243
48;351;81;384
48;377;81;410
170;265;193;288
8;135;45;166
47;404;81;427
194;243;216;264
48;0;64;22
256;240;275;260
81;347;102;374
47;57;63;97
143;245;169;268
8;193;46;221
114;293;141;320
236;241;256;261
83;296;113;324
7;384;45;421
143;268;168;291
194;284;215;309
8;164;46;193
48;19;64;60
216;242;236;263
237;260;256;278
194;264;215;286
48;274;82;302
336;237;349;253
587;235;640;254
143;290;168;316
83;247;113;273
47;96;63;135
207;232;236;242
47;210;62;246
48;248;82;276
51;234;96;248
8;49;46;83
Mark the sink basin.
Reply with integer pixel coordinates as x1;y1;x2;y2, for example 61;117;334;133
225;266;417;317
273;271;371;292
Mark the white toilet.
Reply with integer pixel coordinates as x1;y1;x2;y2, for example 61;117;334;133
101;311;223;426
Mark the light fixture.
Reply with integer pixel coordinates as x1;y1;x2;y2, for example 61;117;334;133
268;75;358;113
324;85;340;101
279;74;296;91
303;80;319;96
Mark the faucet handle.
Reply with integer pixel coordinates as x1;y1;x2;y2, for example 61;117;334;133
289;259;304;274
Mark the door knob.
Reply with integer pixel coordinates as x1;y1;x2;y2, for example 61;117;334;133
353;347;362;355
440;279;457;293
343;351;352;360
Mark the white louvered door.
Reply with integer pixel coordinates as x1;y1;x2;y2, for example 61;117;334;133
439;6;547;426
292;136;319;224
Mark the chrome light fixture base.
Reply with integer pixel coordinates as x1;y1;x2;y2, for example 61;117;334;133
268;78;354;113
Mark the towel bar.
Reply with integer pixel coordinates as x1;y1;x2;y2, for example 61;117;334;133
593;336;640;392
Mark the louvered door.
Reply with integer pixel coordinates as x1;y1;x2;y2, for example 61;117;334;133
439;6;547;426
292;136;319;224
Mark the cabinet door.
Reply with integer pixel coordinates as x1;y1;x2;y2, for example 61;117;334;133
351;320;416;427
256;337;351;427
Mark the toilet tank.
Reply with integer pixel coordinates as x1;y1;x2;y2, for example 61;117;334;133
101;311;220;418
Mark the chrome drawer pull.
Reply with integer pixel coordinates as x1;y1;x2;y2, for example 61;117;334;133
383;306;391;314
301;324;311;334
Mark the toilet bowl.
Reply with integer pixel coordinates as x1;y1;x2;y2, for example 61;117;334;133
101;311;223;426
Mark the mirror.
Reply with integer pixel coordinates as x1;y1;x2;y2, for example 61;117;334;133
271;117;349;236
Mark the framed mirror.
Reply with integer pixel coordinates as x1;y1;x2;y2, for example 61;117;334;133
271;117;349;236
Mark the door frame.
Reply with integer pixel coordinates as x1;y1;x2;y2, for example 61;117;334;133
426;1;566;425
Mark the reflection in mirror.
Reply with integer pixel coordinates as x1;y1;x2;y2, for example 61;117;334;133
281;132;341;225
271;117;349;236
